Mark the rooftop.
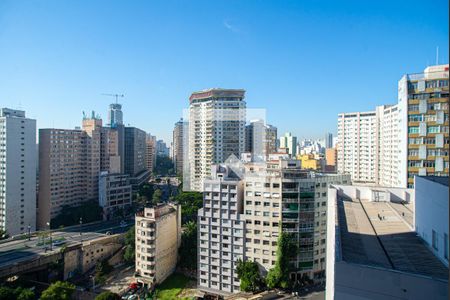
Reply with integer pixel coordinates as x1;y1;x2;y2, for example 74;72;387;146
421;176;449;187
337;196;448;280
189;88;245;102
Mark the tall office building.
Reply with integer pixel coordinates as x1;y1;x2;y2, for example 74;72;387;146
198;163;245;294
145;134;157;173
125;127;150;187
337;111;378;184
187;88;246;191
398;64;449;188
108;103;123;127
124;127;147;177
0;108;36;236
135;203;181;286
173;119;184;176
279;132;297;157
325;133;333;149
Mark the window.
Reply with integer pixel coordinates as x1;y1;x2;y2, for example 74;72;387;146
432;230;438;250
408;127;419;134
427;126;440;133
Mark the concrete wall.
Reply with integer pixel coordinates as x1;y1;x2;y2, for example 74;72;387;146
335;184;414;203
64;234;123;280
414;177;449;266
333;261;448;300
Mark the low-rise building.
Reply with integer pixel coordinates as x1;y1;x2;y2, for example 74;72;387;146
98;171;132;220
326;184;448;300
135;204;181;286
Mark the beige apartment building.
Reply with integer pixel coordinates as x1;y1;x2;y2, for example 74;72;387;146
135;203;181;286
82;116;102;200
38;113;125;229
38;128;89;228
243;158;350;282
198;156;351;295
325;148;337;171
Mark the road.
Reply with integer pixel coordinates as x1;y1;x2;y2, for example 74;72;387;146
0;218;134;269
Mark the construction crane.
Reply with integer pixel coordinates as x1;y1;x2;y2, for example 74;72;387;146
102;93;124;104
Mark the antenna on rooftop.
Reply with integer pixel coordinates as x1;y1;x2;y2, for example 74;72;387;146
436;46;439;65
102;93;124;104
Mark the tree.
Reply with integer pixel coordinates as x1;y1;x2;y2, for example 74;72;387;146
154;156;174;175
152;189;162;206
137;183;154;205
178;221;197;270
123;225;135;263
40;281;75;300
95;259;113;284
0;286;35;300
15;287;35;300
236;259;264;292
266;232;298;289
173;191;203;224
95;291;121;300
51;200;102;229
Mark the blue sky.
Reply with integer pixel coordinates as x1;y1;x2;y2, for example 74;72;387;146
0;0;448;143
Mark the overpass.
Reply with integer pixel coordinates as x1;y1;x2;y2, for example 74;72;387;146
0;219;134;280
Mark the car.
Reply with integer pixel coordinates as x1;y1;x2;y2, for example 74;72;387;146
120;221;127;228
52;240;66;246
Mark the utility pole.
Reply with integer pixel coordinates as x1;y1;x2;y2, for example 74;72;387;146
79;217;83;243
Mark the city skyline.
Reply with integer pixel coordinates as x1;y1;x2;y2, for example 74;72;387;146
1;0;448;142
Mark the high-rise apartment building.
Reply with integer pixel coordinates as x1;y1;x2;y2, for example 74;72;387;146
337;65;449;188
245;121;278;161
82;114;102;200
187;88;246;191
198;163;245;294
243;158;350;282
337;111;378;184
135;203;181;286
173;119;184;176
398;64;449;188
265;125;278;156
0;108;36;236
198;157;350;295
38;128;89;228
145;134;157;173
279;132;297;157
377;104;401;187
